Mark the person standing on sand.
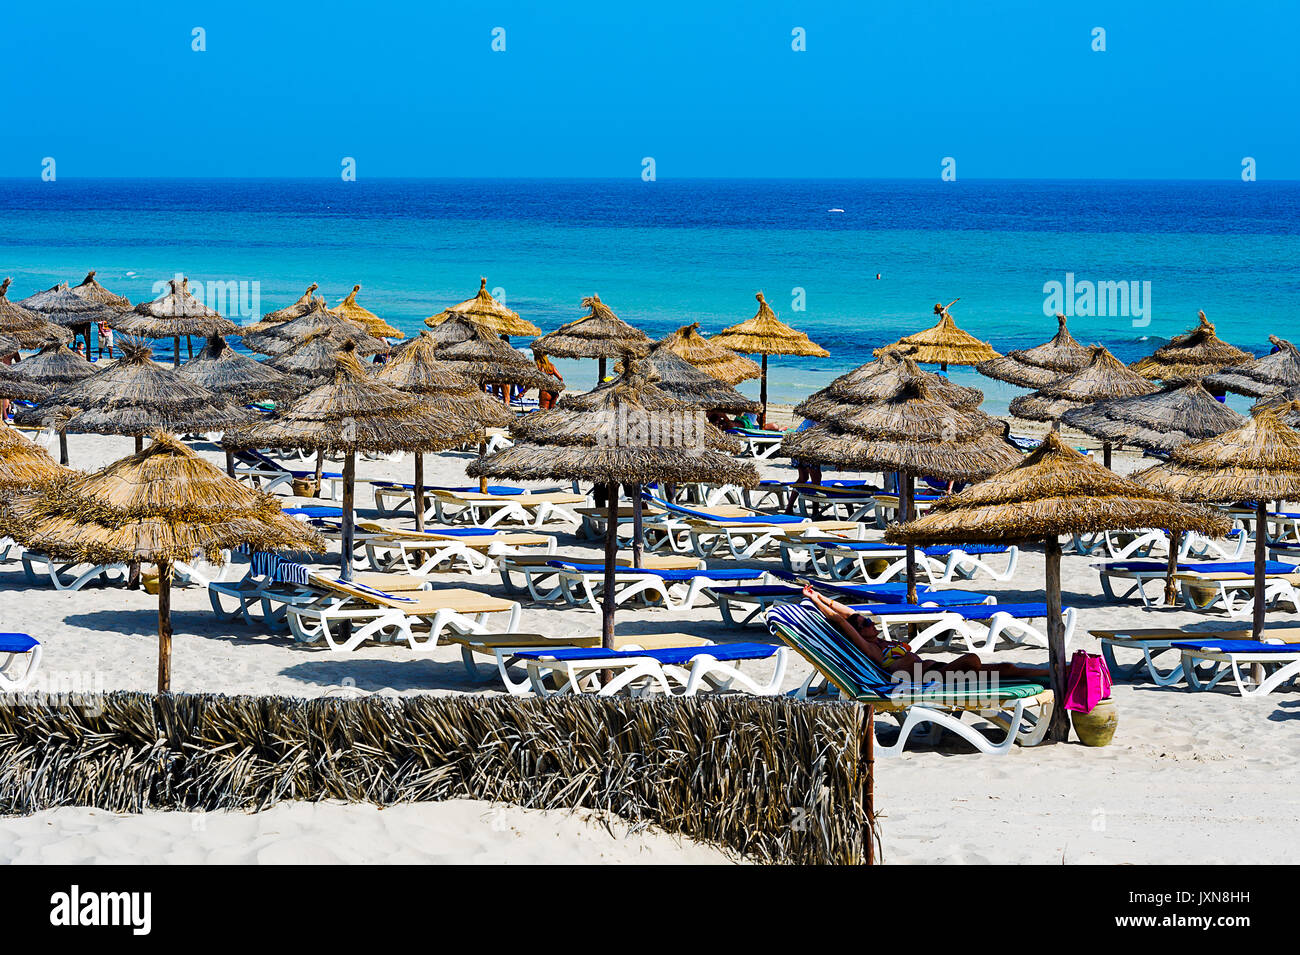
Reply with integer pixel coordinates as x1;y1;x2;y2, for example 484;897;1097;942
535;350;562;410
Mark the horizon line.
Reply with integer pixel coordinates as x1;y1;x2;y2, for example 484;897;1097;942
1;175;1295;184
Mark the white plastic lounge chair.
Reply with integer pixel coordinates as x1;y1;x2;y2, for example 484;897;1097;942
0;632;41;691
357;521;555;575
545;561;770;613
1175;562;1300;617
785;539;1019;585
430;488;585;529
21;551;128;591
371;481;524;519
1071;527;1247;560
725;426;785;460
497;552;702;600
1226;505;1300;546
856;601;1076;653
871;492;942;528
1173;638;1300;697
711;578;995;627
514;639;789;697
1092;626;1300;685
767;601;1054;757
285;575;522;652
791;481;881;522
232;449;344;500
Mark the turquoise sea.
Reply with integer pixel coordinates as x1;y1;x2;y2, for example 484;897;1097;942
1;178;1297;414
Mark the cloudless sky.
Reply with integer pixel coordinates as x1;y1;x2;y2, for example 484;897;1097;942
1;0;1295;179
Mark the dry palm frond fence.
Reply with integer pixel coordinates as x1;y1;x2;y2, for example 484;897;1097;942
0;692;878;865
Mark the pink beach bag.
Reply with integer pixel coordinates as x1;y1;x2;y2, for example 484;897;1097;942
1063;650;1112;714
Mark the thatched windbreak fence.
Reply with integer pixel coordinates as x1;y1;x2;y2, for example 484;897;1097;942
0;692;876;865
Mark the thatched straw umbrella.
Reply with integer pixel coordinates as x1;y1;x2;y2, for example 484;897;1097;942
784;365;1020;603
1009;346;1158;454
795;351;984;423
440;322;562;399
976;314;1091;389
69;271;132;310
1133;408;1300;639
889;433;1230;741
470;365;757;649
242;301;388;358
0;421;73;493
22;341;253;455
0;279;73;348
0;434;322;692
709;292;829;422
112;278;241;367
18;283;105;350
531;294;653;381
333;285;403;339
875;300;998;372
657;322;761;385
0;332;20;356
1129;311;1252;386
419;315;479;350
2;343;97;463
425;278;541;337
222;343;481;581
613;347;760;415
0;365;50;405
239;283;320;336
1203;337;1300;399
373;331;513;526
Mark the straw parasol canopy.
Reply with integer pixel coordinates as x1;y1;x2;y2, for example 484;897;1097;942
1;343;96;462
69;270;132;309
470;363;758;649
1133;408;1300;639
23;341;254;442
0;433;323;692
0;421;73;493
1129;311;1252;385
795;351;983;423
976;314;1092;389
613;347;760;414
240;283;320;335
530;295;653;377
265;330;377;378
112;278;241;367
425;278;540;337
708;292;829;420
333;285;403;339
889;432;1230;741
178;334;300;403
1060;382;1245;457
1202;337;1300;399
417;314;479;350
372;330;514;527
17;282;105;327
0;332;20;356
242;301;389;358
657;322;761;385
440;322;563;394
875;300;998;370
0;278;73;348
1009;346;1158;425
223;343;482;579
0;364;52;404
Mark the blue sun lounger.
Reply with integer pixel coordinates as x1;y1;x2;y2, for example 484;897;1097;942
766;601;1053;756
513;640;788;697
235;449;345;499
1096;558;1299;609
545;561;767;612
847;601;1076;652
0;633;42;691
371;481;525;517
1170;639;1300;697
787;538;1019;584
713;576;994;626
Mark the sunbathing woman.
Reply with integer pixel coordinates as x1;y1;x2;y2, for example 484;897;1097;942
802;585;1048;684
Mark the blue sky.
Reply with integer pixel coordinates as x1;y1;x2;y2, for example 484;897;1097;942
1;0;1296;179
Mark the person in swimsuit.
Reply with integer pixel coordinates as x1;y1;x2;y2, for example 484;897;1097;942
802;585;1047;684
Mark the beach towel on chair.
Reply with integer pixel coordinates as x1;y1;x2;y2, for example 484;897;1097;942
1064;650;1111;713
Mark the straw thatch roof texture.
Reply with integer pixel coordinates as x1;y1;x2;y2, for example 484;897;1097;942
112;278;240;339
1131;408;1300;503
0;433;322;565
708;293;828;358
439;324;563;390
795;352;983;421
425;278;541;337
5;342;97;390
976;314;1091;388
530;295;653;360
657;322;761;384
0;279;73;348
886;433;1231;545
1202;337;1300;398
1009;346;1158;422
0;364;52;402
372;331;515;428
70;271;131;308
1060;382;1245;454
876;302;998;366
615;348;760;413
178;334;300;402
240;283;320;335
334;285;403;339
0;423;73;492
242;302;388;358
1129;311;1253;383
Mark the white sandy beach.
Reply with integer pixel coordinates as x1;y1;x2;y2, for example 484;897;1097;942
3;424;1299;865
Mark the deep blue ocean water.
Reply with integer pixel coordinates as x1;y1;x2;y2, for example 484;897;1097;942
1;178;1296;414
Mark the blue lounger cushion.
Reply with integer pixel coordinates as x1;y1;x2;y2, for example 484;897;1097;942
850;601;1053;620
0;633;38;653
374;482;524;495
283;505;343;518
816;581;992;606
819;541;1008;556
548;562;759;582
515;642;780;665
1172;640;1300;653
1104;559;1297;574
709;584;803;598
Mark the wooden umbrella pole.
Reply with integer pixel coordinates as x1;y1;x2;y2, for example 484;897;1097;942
478;440;488;493
414;452;425;532
225;450;236;478
630;483;644;567
1103;441;1112;470
134;435;143;453
598;357;607;382
902;472;917;605
601;481;619;652
173;336;181;369
58;431;69;466
340;451;356;582
760;354;769;426
1044;536;1070;743
1254;500;1268;639
186;335;193;360
313;450;325;497
157;559;173;694
1164;530;1180;605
